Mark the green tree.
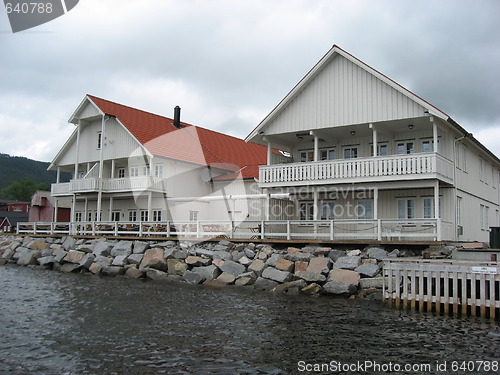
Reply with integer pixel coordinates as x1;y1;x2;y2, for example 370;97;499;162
0;177;48;202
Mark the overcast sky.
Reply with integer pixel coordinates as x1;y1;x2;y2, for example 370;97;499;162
0;0;499;162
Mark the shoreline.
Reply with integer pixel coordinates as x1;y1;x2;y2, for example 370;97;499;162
0;235;432;299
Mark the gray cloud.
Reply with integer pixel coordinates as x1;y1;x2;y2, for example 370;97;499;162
0;0;499;161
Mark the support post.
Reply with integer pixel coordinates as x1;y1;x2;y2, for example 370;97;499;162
313;188;319;220
371;123;377;157
434;181;441;241
432;117;439;153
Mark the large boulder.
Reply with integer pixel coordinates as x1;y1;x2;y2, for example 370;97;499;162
323;280;357;295
63;250;85;264
133;241;150;254
110;241;133;257
248;259;266;275
215;272;236;284
92;242;112;257
274;258;294;272
185;256;211;267
295;270;326;283
307;257;331;274
328;269;360;285
183;271;204;284
355;263;381;278
191;265;220;281
140;248;167;271
166;259;188;276
79;254;95;269
261;267;292;283
220;260;246;277
62;237;76;250
333;256;361;270
127;253;144;265
112;255;129;267
366;247;388;261
17;250;39;266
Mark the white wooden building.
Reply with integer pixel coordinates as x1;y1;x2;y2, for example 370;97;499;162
246;45;500;242
48;95;280;236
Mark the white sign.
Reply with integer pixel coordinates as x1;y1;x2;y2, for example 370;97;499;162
471;267;498;275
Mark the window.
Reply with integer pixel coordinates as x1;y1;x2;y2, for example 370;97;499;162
128;210;137;222
397;142;414;154
154;164;163;178
140;210;149;222
88;211;93;222
299;202;314;220
422;141;432;153
118;168;125;178
130;167;139;177
423;199;433;219
111;211;121;221
398;199;415;219
143;165;151;176
320;148;335;161
189;211;198;221
153;210;162;221
457;196;463;227
370;144;388;156
75;212;82;222
480;204;489;231
357;200;373;219
343;147;358;159
320;201;335;220
300;150;314;162
97;132;102;149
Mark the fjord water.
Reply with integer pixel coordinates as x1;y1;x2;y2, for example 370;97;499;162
0;265;498;375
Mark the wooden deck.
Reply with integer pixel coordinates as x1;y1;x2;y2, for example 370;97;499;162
383;258;500;320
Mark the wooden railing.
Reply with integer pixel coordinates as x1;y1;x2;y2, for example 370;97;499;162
51;177;165;196
17;218;442;240
384;258;500;319
259;153;454;186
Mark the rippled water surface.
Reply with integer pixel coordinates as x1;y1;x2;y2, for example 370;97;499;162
0;265;498;375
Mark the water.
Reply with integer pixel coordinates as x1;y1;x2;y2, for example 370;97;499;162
0;265;498;375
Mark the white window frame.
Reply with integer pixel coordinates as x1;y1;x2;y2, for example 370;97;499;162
398;199;415;219
111;211;121;221
480;204;489;231
396;141;414;155
97;131;102;150
75;212;82;222
299;202;314;221
140;210;149;222
189;211;198;222
154;164;163;178
153;210;162;221
130;167;139;177
117;168;125;178
143;165;151;176
128;210;137;222
320;148;335;161
357;200;374;220
300;150;314;162
320;201;335;220
343;147;358;159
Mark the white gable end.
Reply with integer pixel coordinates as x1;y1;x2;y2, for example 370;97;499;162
264;54;428;136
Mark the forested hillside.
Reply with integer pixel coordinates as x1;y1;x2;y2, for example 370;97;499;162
0;153;70;190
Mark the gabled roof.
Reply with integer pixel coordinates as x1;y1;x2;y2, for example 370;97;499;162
84;95;269;179
246;44;449;141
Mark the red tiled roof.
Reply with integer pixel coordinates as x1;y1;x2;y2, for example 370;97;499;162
87;95;268;179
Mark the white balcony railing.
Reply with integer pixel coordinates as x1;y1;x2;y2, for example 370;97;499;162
259;153;454;186
51;177;166;196
17;218;444;241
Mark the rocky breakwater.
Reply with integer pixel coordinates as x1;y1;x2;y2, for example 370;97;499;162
0;236;417;298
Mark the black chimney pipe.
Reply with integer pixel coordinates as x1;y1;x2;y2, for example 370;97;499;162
173;106;182;128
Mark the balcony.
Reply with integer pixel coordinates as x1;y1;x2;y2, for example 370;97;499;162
51;177;166;196
259;152;454;187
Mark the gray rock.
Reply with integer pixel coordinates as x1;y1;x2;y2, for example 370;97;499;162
237;256;252;266
79;254;95;269
253;277;279;291
166;259;188;276
215;272;236;284
92;242;112;257
301;283;323;295
333;256;361;270
133;241;150;254
323;280;357;295
62;237;76;250
163;248;175;259
37;256;55;267
141;248;167;271
17;250;39;266
272;279;307;293
195;248;215;258
112;255;129;267
248;259;266;275
146;268;168;281
359;277;385;289
244;248;256;259
40;248;53;257
213;251;232;260
102;266;125;277
284;252;312;262
127;253;144;265
155;241;176;248
328;249;347;262
236;271;257;280
2;249;15;260
261;267;292;283
60;263;80;273
125;267;145;279
192;265;220;281
63;250;85;264
231;251;245;262
183;270;204;284
366;247;388;261
94;255;112;267
220;260;246;277
234;276;255;286
111;241;133;257
266;253;283;266
387;249;400;258
173;249;188;260
355;263;381;278
89;263;102;274
53;249;68;263
295;270;326;283
185;256;211;267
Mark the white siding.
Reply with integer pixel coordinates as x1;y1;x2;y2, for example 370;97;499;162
265;54;427;135
79;102;101;119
